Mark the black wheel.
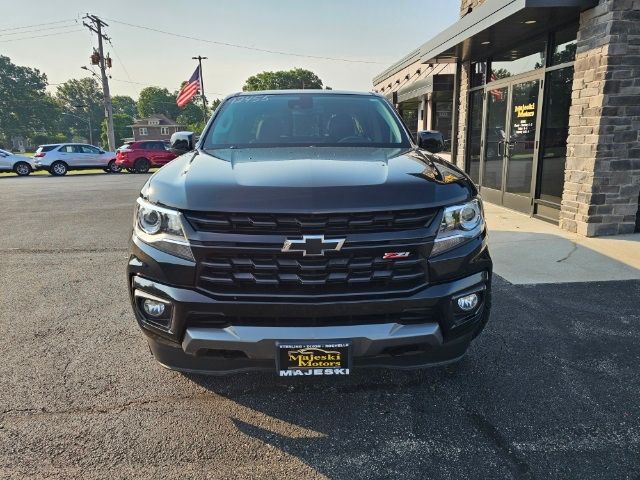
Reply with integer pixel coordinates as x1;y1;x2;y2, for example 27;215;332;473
126;167;137;174
14;161;32;176
107;160;121;173
50;161;68;176
133;158;150;174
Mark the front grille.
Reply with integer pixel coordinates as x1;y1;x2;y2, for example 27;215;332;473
187;307;435;328
184;208;437;235
196;251;427;295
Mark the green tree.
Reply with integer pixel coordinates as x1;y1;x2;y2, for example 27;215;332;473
174;89;224;134
111;95;137;117
176;94;207;126
0;56;62;146
242;68;323;91
101;113;133;148
56;77;104;144
137;87;179;119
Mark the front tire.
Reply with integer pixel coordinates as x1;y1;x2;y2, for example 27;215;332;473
107;160;121;173
14;161;32;176
50;161;68;176
133;158;150;174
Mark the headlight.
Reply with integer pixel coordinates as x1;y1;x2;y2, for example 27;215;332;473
431;199;485;256
133;197;194;261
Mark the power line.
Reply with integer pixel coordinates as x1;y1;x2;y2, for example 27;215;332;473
0;28;84;43
106;39;132;82
0;18;76;33
104;17;385;65
109;77;226;97
0;22;78;37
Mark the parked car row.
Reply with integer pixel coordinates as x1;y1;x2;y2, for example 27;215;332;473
0;141;179;177
0;148;37;176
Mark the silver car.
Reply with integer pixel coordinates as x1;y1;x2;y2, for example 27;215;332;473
34;143;120;176
0;149;37;176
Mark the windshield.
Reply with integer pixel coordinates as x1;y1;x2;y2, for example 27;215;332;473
202;93;411;149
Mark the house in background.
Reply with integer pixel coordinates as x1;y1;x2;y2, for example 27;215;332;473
128;114;185;142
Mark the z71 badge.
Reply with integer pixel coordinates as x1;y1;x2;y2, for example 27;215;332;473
383;252;411;259
277;342;351;376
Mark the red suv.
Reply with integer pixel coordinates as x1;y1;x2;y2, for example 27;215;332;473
115;140;178;173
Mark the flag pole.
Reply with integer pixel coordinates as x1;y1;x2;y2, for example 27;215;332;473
192;55;208;123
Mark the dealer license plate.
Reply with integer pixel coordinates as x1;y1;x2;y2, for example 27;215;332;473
276;341;351;377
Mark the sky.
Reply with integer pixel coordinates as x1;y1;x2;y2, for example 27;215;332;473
1;0;459;102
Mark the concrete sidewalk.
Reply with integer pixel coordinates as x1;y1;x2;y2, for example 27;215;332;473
484;202;640;284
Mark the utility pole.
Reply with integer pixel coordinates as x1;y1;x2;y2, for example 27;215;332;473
83;14;115;151
192;56;208;122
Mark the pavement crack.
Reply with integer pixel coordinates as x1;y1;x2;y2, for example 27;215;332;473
0;393;212;419
556;242;578;263
469;413;534;479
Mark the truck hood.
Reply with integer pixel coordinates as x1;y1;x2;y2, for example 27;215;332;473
144;147;474;212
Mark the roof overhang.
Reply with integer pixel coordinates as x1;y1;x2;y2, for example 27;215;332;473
397;74;454;104
373;0;597;85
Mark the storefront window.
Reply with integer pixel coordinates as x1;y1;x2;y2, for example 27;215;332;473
490;35;546;80
466;90;483;184
551;23;578;65
432;91;453;147
399;103;419;139
538;67;574;205
471;62;488;88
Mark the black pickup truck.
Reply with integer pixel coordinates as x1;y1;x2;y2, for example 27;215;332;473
127;90;492;377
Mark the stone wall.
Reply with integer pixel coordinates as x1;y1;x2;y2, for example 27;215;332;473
453;0;486;167
561;0;640;236
454;62;471;169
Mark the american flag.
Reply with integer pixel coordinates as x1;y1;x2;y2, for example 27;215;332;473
176;66;201;107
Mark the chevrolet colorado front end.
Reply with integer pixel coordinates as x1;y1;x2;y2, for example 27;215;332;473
127;91;492;376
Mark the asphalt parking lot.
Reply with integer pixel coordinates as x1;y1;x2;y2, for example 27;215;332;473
1;174;639;480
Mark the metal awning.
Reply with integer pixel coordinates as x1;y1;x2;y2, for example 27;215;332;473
397;74;454;103
373;0;596;84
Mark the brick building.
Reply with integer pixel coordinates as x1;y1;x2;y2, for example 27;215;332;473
128;114;184;142
374;0;640;236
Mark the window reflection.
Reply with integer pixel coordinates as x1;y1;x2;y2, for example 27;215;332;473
490;35;546;80
471;62;487;88
538;67;574;205
482;87;508;190
552;23;578;65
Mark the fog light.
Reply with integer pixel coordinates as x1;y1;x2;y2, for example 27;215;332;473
143;299;166;317
457;293;479;312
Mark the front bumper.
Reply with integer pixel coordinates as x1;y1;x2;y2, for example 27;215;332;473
130;268;491;375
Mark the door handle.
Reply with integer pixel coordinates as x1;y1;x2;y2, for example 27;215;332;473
497;141;504;157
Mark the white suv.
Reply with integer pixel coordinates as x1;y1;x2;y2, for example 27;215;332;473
0;149;37;176
34;143;120;176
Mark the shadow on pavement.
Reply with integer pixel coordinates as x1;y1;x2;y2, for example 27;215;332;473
180;275;640;479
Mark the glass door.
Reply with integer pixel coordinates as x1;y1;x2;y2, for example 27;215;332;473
503;79;541;212
479;77;542;213
480;86;509;206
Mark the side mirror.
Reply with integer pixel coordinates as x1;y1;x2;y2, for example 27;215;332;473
99;150;105;154
170;131;195;155
417;130;445;154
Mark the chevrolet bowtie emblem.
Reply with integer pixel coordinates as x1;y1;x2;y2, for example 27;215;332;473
282;235;346;256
